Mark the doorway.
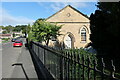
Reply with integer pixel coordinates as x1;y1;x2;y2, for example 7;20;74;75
64;35;72;49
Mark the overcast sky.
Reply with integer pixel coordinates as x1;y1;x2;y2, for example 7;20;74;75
1;2;97;26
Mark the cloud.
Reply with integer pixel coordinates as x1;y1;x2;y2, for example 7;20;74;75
0;8;34;26
38;2;89;13
1;0;98;2
54;2;88;11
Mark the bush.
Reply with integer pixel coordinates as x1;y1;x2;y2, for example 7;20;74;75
61;48;97;79
2;38;10;41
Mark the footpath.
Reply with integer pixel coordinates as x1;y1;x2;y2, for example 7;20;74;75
10;40;38;80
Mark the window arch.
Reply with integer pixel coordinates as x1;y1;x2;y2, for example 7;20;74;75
81;28;87;42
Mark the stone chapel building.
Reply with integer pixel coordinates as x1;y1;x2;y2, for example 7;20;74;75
46;5;91;49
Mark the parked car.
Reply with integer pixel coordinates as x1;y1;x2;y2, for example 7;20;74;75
11;38;17;42
84;46;97;54
13;40;23;47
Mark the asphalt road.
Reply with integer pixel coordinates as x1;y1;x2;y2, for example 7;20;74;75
2;38;38;79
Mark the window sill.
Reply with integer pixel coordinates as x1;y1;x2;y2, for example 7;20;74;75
80;41;87;43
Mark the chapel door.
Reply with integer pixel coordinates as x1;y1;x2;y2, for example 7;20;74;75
64;35;72;49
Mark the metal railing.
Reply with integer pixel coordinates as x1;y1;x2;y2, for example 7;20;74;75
30;41;120;80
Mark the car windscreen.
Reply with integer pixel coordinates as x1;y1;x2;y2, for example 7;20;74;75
15;42;21;43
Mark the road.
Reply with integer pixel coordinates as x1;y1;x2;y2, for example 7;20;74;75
2;38;38;79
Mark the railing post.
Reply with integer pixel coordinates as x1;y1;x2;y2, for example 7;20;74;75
30;41;32;49
77;54;81;79
110;60;115;79
34;43;35;53
64;51;67;79
63;51;66;79
101;58;105;80
67;51;70;80
87;57;90;80
73;52;76;80
82;55;85;80
37;45;39;57
33;42;34;52
93;59;97;80
71;50;73;79
66;51;68;80
60;55;63;80
43;48;45;64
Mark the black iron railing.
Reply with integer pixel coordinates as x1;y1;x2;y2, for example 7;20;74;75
30;41;120;80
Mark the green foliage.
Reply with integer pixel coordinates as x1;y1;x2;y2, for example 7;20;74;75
31;19;62;45
13;25;27;33
0;26;4;28
1;25;29;35
61;48;97;79
63;48;97;63
26;24;31;34
90;2;120;56
12;33;15;37
3;25;13;33
2;31;7;34
62;49;97;69
28;30;36;42
2;38;10;41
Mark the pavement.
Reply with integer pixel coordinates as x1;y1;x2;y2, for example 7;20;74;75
2;38;38;80
0;42;2;80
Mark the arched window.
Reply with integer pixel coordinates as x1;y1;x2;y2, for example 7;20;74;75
81;28;86;42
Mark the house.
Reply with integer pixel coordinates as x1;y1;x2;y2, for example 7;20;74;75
46;5;91;49
0;27;3;34
0;28;2;43
0;28;12;39
12;30;23;38
0;34;12;39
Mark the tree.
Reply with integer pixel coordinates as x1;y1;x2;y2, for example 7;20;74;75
90;2;120;71
2;31;7;34
13;25;27;32
90;2;120;56
31;19;62;45
26;24;31;34
12;33;15;37
3;25;13;33
0;26;4;28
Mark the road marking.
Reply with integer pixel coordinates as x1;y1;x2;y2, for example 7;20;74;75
0;49;2;51
20;47;22;53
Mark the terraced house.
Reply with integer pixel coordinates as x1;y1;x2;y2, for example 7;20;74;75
46;5;91;49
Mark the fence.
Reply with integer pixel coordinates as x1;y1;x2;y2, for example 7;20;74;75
30;41;120;80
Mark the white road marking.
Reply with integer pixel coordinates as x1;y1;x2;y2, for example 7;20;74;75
0;49;2;51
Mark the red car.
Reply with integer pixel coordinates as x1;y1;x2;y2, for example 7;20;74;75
13;40;23;47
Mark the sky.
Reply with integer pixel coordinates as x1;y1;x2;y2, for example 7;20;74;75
0;2;98;26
